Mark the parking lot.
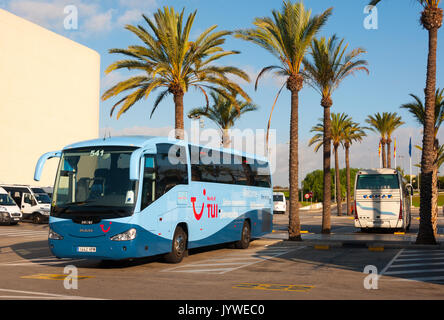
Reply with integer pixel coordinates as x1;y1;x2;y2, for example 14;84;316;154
0;207;443;300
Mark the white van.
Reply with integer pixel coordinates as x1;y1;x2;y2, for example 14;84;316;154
1;185;50;224
273;192;287;214
0;187;22;225
353;169;412;232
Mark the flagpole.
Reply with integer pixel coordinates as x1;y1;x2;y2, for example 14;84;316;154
394;138;397;169
409;136;412;207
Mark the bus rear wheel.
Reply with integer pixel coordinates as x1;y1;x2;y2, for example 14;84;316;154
235;220;251;249
165;226;187;264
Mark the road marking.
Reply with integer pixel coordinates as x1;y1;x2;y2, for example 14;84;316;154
380;249;444;283
396;257;444;262
232;283;313;292
389;262;444;268
379;249;404;280
162;246;305;274
0;256;85;266
384;268;444;275
21;273;93;280
0;288;104;300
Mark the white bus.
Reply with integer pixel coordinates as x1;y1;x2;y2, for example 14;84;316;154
354;169;413;232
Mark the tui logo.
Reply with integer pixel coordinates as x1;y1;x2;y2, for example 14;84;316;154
191;189;219;221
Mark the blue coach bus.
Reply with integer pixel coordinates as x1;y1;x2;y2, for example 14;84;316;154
34;136;273;263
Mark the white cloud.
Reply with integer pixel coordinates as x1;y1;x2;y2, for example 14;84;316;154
6;0;157;37
117;8;143;26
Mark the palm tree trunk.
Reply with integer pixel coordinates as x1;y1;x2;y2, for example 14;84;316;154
174;92;185;140
222;128;231;148
432;158;438;237
322;106;332;233
334;144;342;216
417;26;439;245
345;144;352;216
288;87;301;241
381;140;387;168
387;139;392;168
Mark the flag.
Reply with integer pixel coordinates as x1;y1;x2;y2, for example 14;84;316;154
409;137;412;158
378;141;381;158
394;138;396;159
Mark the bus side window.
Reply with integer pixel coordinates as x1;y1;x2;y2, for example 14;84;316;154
155;144;188;198
141;156;156;211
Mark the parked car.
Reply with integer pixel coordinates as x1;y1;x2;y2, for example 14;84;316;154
0;187;22;225
1;185;50;224
273;192;287;214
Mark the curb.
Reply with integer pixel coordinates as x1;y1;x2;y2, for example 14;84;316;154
274;239;444;250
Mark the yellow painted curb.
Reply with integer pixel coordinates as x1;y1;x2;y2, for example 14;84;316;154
314;245;330;250
394;232;405;235
368;246;384;252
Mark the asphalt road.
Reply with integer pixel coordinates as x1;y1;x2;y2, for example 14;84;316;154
0;210;443;300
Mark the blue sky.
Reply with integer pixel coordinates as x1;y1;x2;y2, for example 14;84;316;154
3;0;444;185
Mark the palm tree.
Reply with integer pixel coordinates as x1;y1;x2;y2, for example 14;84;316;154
401;88;444;236
370;0;443;245
302;35;368;232
384;113;405;168
309;113;353;216
102;7;251;140
342;123;367;216
366;113;389;168
235;1;332;241
188;92;258;148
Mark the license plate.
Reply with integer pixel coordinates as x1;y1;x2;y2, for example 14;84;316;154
77;246;96;253
13;218;19;221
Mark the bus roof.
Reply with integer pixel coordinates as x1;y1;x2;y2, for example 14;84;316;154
62;136;269;162
357;168;398;175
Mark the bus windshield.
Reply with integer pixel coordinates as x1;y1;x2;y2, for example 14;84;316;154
35;193;51;204
52;146;138;217
356;174;399;190
0;193;17;206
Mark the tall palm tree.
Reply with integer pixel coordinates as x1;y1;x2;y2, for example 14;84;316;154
188;92;258;148
342;123;367;216
302;35;368;233
102;7;251;140
366;113;389;168
384;113;405;168
370;0;443;245
235;1;332;241
309;113;353;216
401;88;444;236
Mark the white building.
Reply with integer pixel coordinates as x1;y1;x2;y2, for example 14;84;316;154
0;9;100;187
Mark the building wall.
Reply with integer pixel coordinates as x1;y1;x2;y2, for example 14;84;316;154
0;9;100;187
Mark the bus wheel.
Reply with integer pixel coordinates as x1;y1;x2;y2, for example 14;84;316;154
165;226;187;264
33;214;42;224
235;220;251;249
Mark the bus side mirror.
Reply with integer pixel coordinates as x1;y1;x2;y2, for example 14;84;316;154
34;151;62;181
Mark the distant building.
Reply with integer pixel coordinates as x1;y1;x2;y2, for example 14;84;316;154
0;9;100;187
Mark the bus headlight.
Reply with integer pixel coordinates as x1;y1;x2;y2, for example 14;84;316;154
48;228;63;240
110;228;137;241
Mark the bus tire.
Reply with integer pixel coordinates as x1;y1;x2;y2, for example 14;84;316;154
406;213;411;231
235;220;251;249
33;213;42;224
165;226;187;264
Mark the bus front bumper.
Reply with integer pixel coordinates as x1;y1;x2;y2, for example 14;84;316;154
355;219;405;229
48;228;172;260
